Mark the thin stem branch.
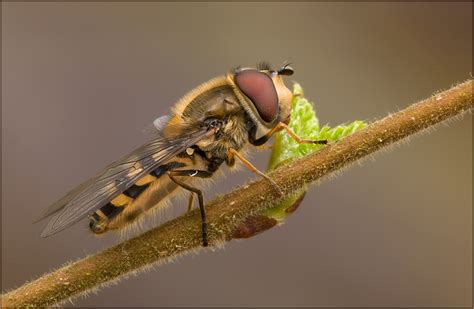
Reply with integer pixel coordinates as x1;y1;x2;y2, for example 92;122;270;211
2;80;472;308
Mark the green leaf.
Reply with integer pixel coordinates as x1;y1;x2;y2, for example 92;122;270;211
265;83;368;220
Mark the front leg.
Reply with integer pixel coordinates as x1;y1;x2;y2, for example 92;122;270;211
250;122;328;146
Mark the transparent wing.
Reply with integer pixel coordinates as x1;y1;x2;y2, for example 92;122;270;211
40;118;210;237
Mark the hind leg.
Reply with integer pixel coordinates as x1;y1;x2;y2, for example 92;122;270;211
187;193;195;212
167;169;213;246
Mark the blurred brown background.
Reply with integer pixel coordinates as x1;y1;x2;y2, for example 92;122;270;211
1;2;472;307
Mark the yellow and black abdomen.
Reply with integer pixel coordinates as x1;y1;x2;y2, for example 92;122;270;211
89;162;186;234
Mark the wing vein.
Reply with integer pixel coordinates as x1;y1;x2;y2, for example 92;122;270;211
40;124;209;237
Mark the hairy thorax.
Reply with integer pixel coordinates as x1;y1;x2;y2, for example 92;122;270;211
194;111;250;164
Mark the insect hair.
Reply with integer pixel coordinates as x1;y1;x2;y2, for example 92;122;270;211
256;61;272;71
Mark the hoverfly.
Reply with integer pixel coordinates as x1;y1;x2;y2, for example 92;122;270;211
38;62;327;246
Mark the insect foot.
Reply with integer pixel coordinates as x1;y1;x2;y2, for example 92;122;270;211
263;174;284;196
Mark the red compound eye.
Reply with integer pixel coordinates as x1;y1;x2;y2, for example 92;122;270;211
234;70;278;122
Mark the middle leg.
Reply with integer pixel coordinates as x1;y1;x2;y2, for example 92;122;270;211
227;148;283;196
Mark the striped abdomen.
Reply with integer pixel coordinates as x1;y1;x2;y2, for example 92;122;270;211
89;162;185;234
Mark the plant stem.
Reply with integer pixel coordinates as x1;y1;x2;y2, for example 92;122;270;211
2;80;472;308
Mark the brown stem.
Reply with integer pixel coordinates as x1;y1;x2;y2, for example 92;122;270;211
2;80;472;308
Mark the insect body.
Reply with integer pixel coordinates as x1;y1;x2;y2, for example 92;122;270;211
38;63;326;246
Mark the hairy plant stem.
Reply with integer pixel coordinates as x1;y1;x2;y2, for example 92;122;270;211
2;80;472;308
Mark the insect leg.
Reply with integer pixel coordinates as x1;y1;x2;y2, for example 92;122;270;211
273;122;327;144
251;122;328;146
167;170;213;246
187;193;195;212
228;148;283;196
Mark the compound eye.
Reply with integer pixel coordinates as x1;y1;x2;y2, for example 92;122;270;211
234;70;278;122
